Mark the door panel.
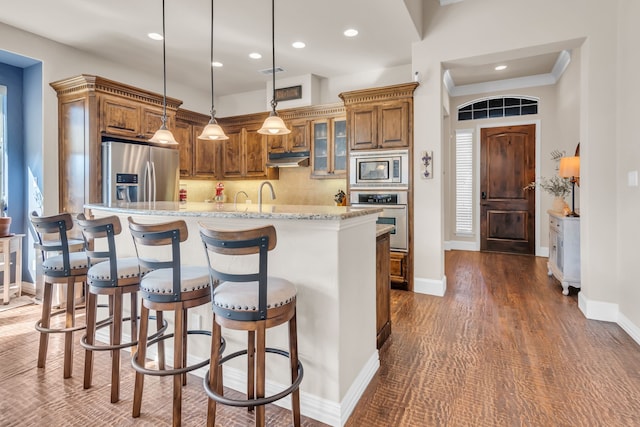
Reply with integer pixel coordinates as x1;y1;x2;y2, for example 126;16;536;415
480;124;535;254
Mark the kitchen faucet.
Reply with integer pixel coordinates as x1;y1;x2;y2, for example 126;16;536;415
258;181;276;206
234;190;249;205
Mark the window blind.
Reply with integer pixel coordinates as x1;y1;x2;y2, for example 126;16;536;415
455;129;473;235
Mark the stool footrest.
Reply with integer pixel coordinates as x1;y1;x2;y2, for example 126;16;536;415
80;315;169;352
203;347;304;408
131;330;221;377
35;304;87;334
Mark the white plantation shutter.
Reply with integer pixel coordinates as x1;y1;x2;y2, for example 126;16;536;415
455;129;473;235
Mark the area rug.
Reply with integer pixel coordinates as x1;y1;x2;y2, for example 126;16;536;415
0;295;36;313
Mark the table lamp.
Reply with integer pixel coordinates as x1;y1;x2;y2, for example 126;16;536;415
559;156;580;217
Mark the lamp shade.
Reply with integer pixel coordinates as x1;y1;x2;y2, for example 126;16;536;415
198;119;229;140
149;125;178;145
559;156;580;178
258;113;291;135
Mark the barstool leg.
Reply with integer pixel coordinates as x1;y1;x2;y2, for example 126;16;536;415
83;291;98;389
289;311;301;427
182;308;188;386
256;325;266;427
247;330;255;412
37;282;53;369
206;318;221;427
130;292;138;356
172;304;184;427
156;310;166;370
132;304;150;418
63;277;76;379
111;290;123;403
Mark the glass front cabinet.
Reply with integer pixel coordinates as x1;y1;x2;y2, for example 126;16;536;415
311;117;347;178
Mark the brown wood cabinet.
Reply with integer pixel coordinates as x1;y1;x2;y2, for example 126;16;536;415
340;83;417;151
175;109;217;179
376;230;392;348
50;75;182;217
310;117;347;178
390;251;409;289
268;119;310;154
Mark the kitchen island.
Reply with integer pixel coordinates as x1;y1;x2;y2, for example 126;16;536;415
85;201;382;427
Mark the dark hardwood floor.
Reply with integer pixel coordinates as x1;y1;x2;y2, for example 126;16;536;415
2;250;640;426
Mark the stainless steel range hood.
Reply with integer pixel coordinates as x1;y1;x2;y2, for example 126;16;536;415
266;151;310;168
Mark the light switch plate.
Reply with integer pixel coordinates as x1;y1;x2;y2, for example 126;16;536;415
628;170;638;187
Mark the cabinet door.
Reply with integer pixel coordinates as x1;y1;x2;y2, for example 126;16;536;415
221;129;244;179
332;118;347;177
244;128;268;178
379;101;409;148
376;232;391;348
349;107;377;150
390;251;408;286
193;124;218;178
101;97;140;138
287;120;310;152
311;120;329;177
141;107;167;139
173;120;193;177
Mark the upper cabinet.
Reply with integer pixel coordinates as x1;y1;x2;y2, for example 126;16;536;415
311;117;347;178
339;83;418;151
50;74;182;217
174;109;216;179
269;119;310;154
218;113;277;181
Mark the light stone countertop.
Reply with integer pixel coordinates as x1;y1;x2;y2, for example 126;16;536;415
85;201;382;221
376;224;395;237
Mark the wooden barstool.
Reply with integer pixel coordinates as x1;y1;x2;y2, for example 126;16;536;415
76;213;167;403
128;217;213;426
199;224;303;427
31;212;88;379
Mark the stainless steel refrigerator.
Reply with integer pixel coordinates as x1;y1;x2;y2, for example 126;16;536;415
102;141;179;205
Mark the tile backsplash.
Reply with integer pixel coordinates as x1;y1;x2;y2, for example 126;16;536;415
181;168;346;206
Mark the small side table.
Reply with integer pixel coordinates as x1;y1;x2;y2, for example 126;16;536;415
1;234;25;304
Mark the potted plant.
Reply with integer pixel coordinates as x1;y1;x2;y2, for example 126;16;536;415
524;176;572;212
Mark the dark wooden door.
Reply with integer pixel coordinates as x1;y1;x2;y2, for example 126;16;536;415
480;124;536;254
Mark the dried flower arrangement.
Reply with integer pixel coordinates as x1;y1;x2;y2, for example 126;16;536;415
523;175;572;198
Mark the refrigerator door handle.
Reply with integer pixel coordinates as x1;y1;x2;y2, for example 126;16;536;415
144;161;152;202
150;161;157;202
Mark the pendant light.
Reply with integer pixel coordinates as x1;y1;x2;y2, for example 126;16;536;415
257;0;291;135
198;0;228;140
149;0;178;145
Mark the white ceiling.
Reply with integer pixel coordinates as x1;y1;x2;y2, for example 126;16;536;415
0;0;421;97
0;0;569;100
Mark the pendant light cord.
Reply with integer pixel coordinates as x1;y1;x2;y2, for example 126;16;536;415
270;0;277;112
161;0;168;126
209;0;215;118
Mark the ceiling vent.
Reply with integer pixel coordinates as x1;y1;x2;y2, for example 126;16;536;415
259;67;285;75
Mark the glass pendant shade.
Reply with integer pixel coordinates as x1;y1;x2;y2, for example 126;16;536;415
150;123;178;145
199;118;229;140
258;113;290;135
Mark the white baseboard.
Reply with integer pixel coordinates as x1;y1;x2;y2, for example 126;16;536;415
444;240;478;251
414;275;446;297
578;292;618;322
617;312;640;346
96;330;379;427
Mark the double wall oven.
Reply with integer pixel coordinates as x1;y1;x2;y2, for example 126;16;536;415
349;149;409;252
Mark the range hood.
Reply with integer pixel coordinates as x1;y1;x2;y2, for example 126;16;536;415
266;151;310;168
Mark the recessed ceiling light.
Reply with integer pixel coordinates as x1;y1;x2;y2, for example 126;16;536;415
212;61;223;68
343;29;359;37
494;65;508;71
148;32;163;41
292;41;306;49
249;52;262;59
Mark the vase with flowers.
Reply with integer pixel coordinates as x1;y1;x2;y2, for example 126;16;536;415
524;176;572;213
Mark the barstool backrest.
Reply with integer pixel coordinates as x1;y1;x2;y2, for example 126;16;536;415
128;217;188;302
30;212;76;277
76;213;123;287
199;224;277;321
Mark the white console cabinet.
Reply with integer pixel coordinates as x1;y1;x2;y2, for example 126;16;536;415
547;211;580;295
